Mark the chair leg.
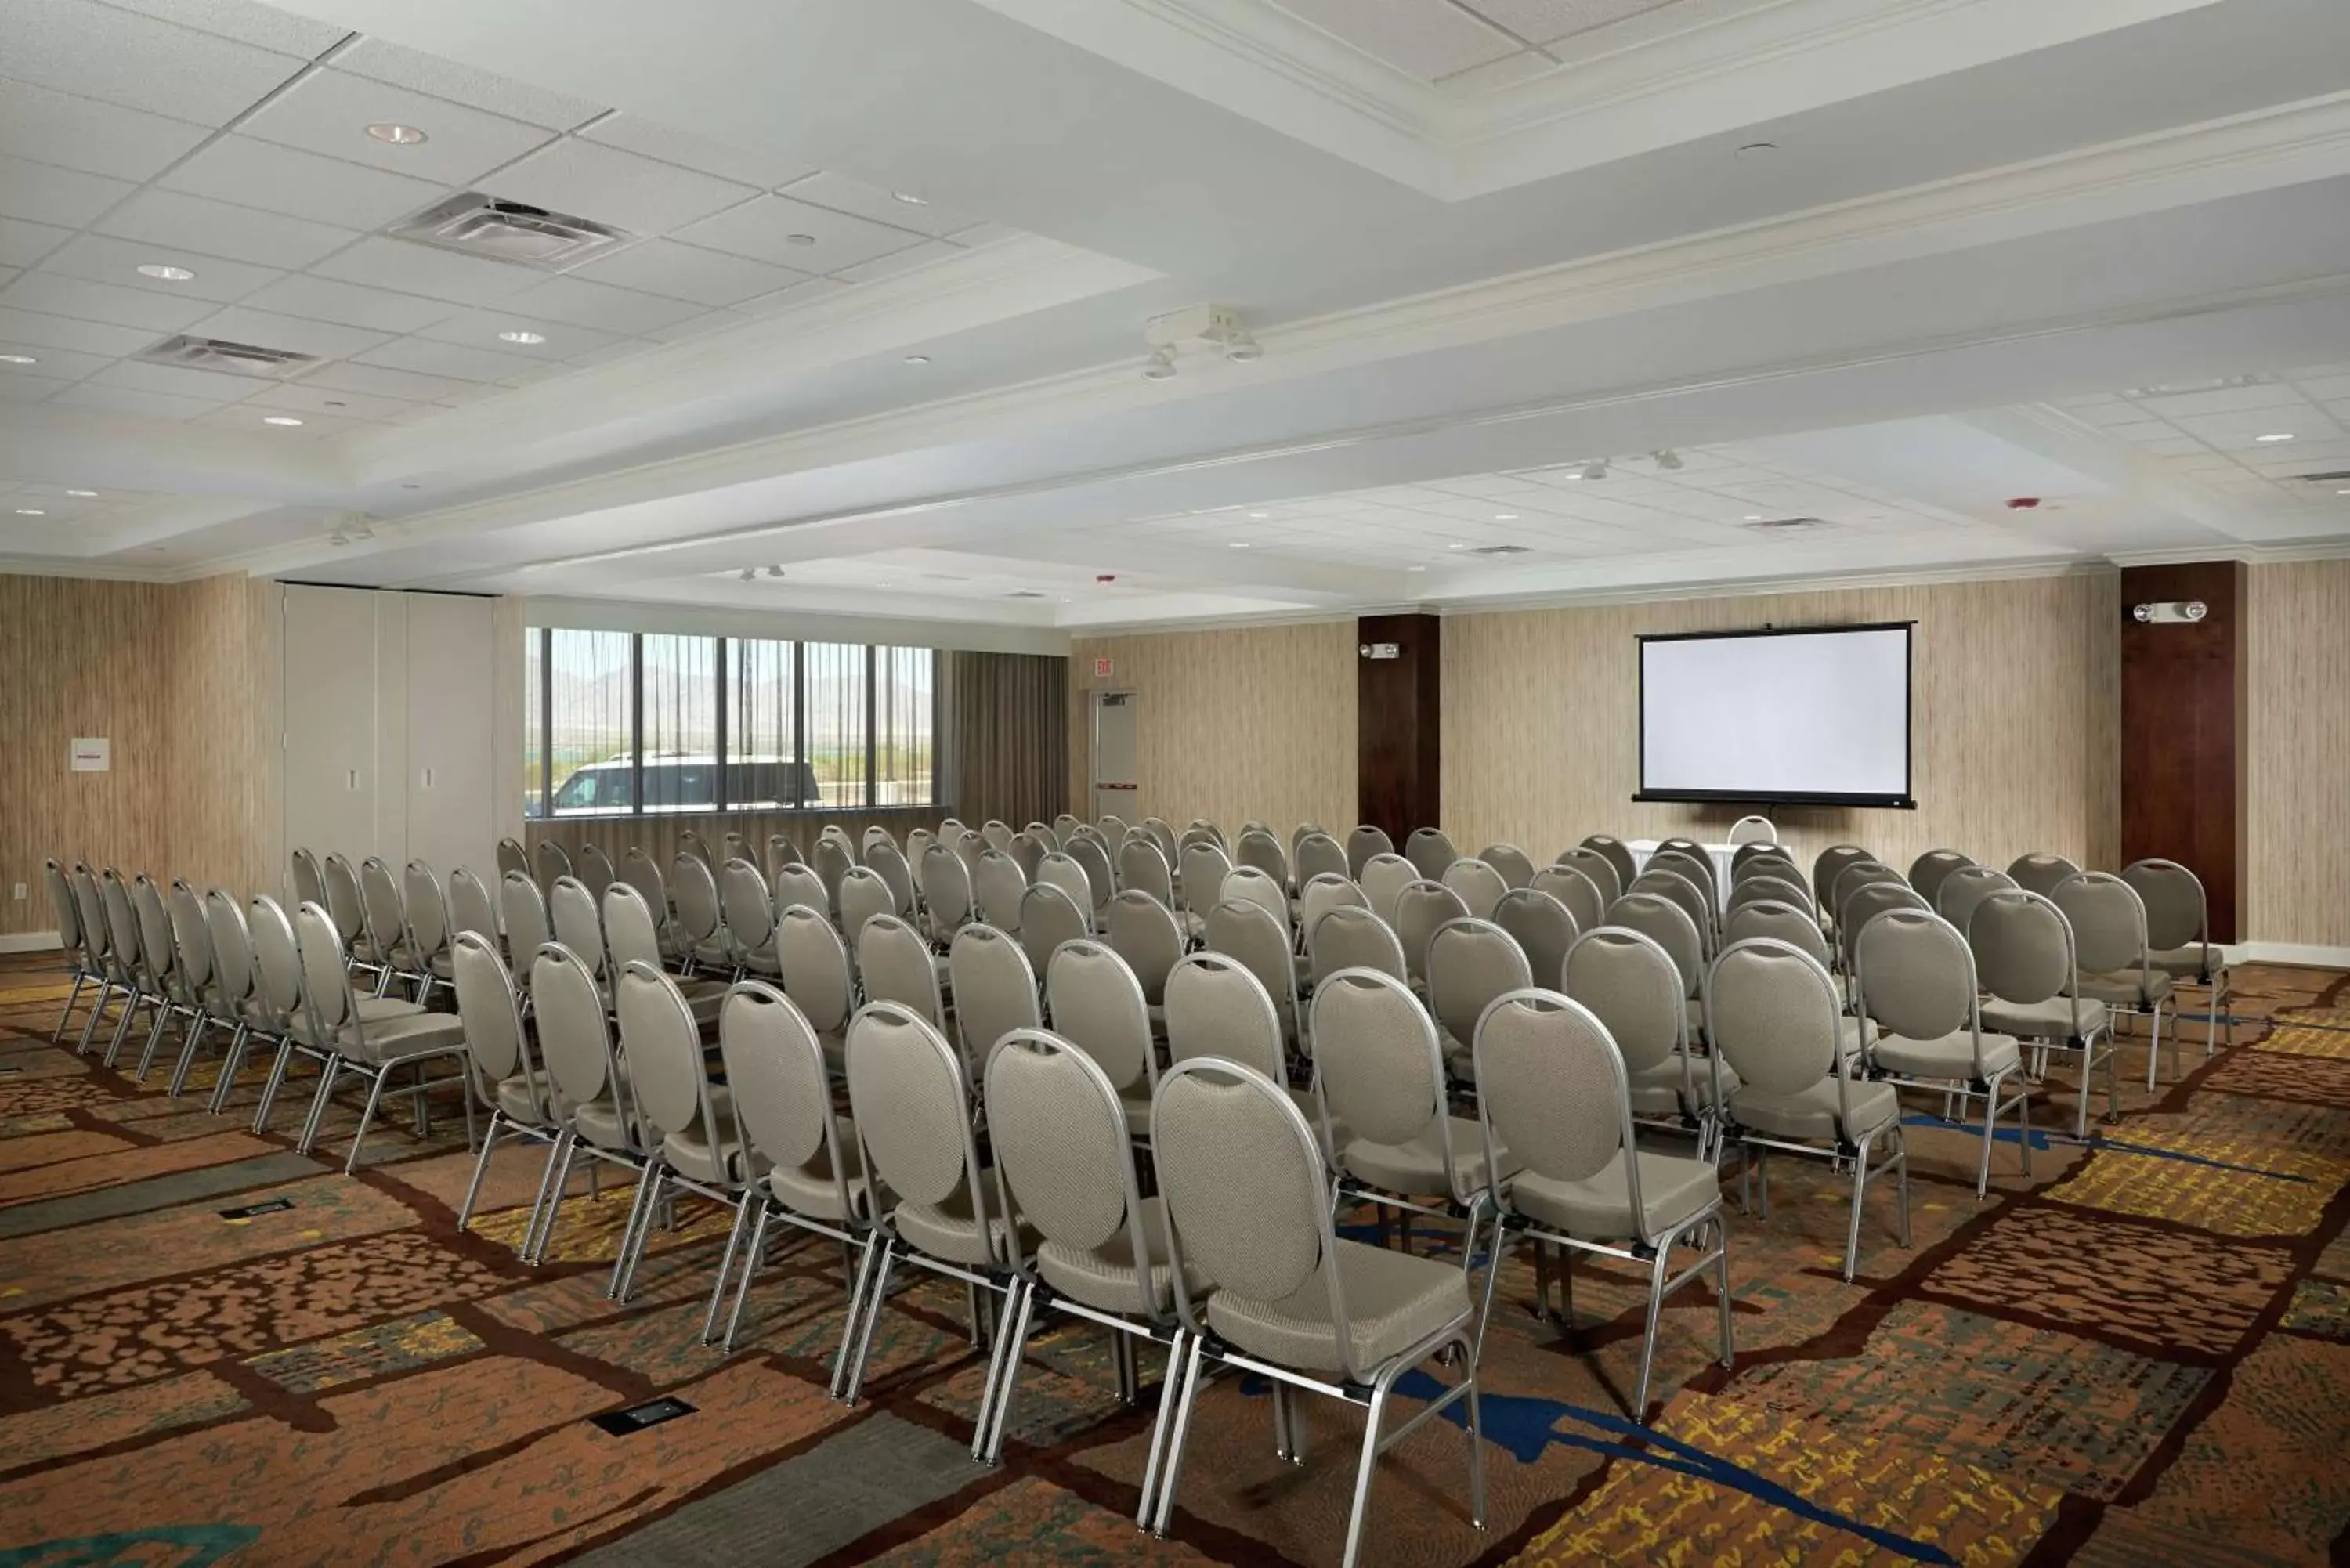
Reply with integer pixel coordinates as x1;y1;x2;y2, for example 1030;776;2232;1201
1471;1226;1513;1366
1892;1127;1913;1247
1134;1331;1188;1530
251;1040;298;1133
52;972;88;1042
104;992;145;1066
700;1194;757;1346
167;1014;212;1100
976;1278;1036;1465
455;1110;508;1231
1459;1337;1487;1529
1149;1333;1209;1537
2072;1040;2095;1140
1714;1216;1734;1368
297;1060;342;1154
1339;1378;1394;1568
1633;1239;1672;1420
828;1231;884;1399
342;1065;392;1173
76;983;115;1054
1976;1071;2003;1198
1841;1131;1875;1283
526;1135;580;1263
2103;1028;2122;1123
203;1023;251;1112
2016;1078;2034;1179
133;1003;175;1079
838;1240;898;1406
609;1165;664;1302
722;1202;776;1354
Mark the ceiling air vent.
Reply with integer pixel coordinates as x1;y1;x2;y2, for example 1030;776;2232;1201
2295;469;2350;483
1464;544;1531;555
138;334;316;378
1003;590;1049;599
391;193;632;269
1740;516;1833;533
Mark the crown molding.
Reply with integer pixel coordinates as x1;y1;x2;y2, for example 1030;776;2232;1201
2107;537;2350;567
0;554;177;584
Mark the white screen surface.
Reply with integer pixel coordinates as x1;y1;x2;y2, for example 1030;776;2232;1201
1640;627;1911;802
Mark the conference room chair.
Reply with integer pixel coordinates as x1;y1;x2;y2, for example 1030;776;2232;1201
402;862;457;1005
1218;865;1291;939
448;866;503;952
1606;891;1710;1050
533;839;573;895
1106;890;1185;1031
1205;895;1303;1049
607;962;753;1314
1905;849;1972;909
606;883;728;1026
1835;880;1930;981
1116;834;1177;909
450;931;561;1248
814;836;857;916
1578;834;1640;899
1306;904;1409;992
285;847;327;916
765;834;805;887
42;860;96;1042
973;847;1030;934
291;901;473;1173
502;870;557;996
1969;889;2117;1137
1828;860;1904;939
678;829;716;868
357;856;421;999
982;818;1017;853
769;904;855;1070
1405;826;1459;882
1142;817;1181;872
1289;820;1327;862
1726;848;1800;890
2007;851;2081;899
549;875;616;999
248;895;327;1133
1345;822;1394;881
1163;951;1325;1140
774;862;832;925
1177;840;1231;934
2123;858;2233;1053
858;913;949;1030
614;849;679;959
667;855;729;974
1008;828;1051;882
1316;966;1516;1270
1726;874;1813;922
1016;882;1089;979
1233;826;1289;890
1853;908;2030;1198
571;841;616;902
197;887;270;1113
939;817;969;840
917;842;975;948
526;942;656;1276
1180;820;1227;855
1394;880;1472;989
1935;863;2016;934
148;880;220;1090
1492;887;1577;992
866;824;900;860
91;870;154;1066
949;923;1042;1080
1294;831;1348;887
2054;873;2176;1089
1425;916;1532;1082
1361;852;1417;927
1299;872;1368;941
125;874;192;1078
1811;844;1875;916
822;823;858;855
1726;815;1777;847
323;853;384;988
1531;862;1607;934
978;1029;1197;1475
1727;841;1789;876
1654;837;1718;901
1476;843;1536;891
67;865;121;1054
1065;835;1116;919
1441;857;1509;922
867;840;919;922
710;980;880;1359
1095;814;1129;847
1147;1055;1484;1565
1050;812;1083;848
1033;851;1093;923
1710;937;1909;1281
1722;899;1838;987
1470;987;1730;1414
495;836;530;883
837;1002;1032;1418
1043;940;1161;1136
837;867;898;952
1631;865;1715;956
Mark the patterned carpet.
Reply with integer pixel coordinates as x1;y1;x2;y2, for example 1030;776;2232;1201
2;955;2347;1566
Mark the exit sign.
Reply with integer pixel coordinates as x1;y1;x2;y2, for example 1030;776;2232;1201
1094;657;1113;678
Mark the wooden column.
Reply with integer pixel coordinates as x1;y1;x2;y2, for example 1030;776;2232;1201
1358;613;1441;844
2119;561;2245;941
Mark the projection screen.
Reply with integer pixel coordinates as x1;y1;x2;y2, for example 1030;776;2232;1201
1636;623;1914;807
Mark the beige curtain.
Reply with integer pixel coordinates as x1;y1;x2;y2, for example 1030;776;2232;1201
941;651;1069;826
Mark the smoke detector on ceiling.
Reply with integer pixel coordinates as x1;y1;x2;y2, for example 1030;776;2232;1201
392;193;633;269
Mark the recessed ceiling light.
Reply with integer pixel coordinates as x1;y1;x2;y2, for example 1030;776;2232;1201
1744;515;1763;522
1228;541;1250;549
367;122;427;144
1494;513;1518;521
66;489;96;497
891;191;927;205
785;233;815;246
498;330;546;345
262;415;303;426
2254;432;2294;443
903;354;931;364
1407;565;1426;573
2337;488;2350;496
0;353;35;365
136;263;195;281
16;508;45;515
1247;511;1269;519
1447;542;1469;551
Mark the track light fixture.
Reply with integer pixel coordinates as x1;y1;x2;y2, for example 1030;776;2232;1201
1222;330;1262;363
766;564;786;578
1581;458;1609;481
1652;449;1683;471
1141;304;1262;377
739;567;757;581
1141;345;1178;381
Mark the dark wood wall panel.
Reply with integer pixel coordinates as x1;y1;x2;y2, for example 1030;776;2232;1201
2120;561;2243;941
1358;613;1441;844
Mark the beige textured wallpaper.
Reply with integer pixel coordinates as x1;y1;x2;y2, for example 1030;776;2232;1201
1444;573;2124;877
2247;559;2350;948
1068;621;1357;834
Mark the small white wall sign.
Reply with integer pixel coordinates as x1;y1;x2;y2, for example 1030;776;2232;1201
70;737;110;772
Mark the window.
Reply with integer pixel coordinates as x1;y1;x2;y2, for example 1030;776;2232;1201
523;625;931;818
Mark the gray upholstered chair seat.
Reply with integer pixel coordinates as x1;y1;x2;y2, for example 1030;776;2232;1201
692;938;732;970
427;952;455;980
663;1085;748;1183
1626;1055;1739;1116
1979;996;2108;1040
2078;970;2174;1009
1730;1078;1899;1141
571;1078;644;1151
1204;1237;1470;1375
767;1118;871;1223
494;1074;551;1125
735;949;783;979
1120;1091;1155;1138
1036;1196;1205;1314
2148;945;2218;981
1503;1147;1719;1241
1871;1029;2021;1081
671;976;730;1024
334;1010;466;1064
1339;1118;1515;1201
891;1172;1037;1268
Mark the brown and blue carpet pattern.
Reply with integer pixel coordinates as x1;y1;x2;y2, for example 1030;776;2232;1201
1;956;2346;1565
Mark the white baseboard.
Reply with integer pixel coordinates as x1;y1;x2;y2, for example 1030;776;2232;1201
2223;941;2350;970
0;931;62;954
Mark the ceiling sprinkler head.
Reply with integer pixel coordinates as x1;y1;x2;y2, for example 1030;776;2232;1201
1141;345;1177;381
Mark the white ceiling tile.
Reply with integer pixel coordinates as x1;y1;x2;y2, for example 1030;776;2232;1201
0;77;212;184
52;380;219;420
240;70;555;186
499;273;706;334
351;335;546;382
0;304;156;355
674;193;924;272
183;305;389;359
5;0;309;123
102;0;347;56
639;306;753;343
238;273;459;334
941;220;1022;250
95;188;360;269
829;239;964;285
2292;374;2350;402
578;114;819;190
1;271;208;331
308;236;544;304
0;216;74;271
2134;383;2307;417
42;233;282;302
485;137;757;237
736;275;849;316
0;372;70;403
1270;0;1516;79
773;172;976;240
412;307;628;361
1432;49;1554;93
573;238;809;307
240;381;412;420
1460;0;1683;46
88;357;263;402
0;154;139;229
296;359;478;402
560;338;653;370
2134;435;2207;457
159;135;447;233
190;403;377;437
0;340;108;380
326;36;605;130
